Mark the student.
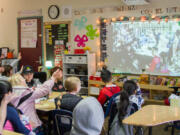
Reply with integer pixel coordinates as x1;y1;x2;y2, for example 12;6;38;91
60;77;82;112
21;65;41;88
70;97;104;135
109;80;143;135
0;52;22;75
8;69;61;135
50;66;65;92
0;93;14;134
97;66;121;107
0;80;35;135
0;53;22;80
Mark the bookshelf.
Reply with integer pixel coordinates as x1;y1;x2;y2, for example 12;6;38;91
88;80;177;104
63;53;96;95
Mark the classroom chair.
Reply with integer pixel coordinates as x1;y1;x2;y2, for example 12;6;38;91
34;72;47;83
51;109;73;135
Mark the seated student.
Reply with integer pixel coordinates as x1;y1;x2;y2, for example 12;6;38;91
8;70;61;135
50;66;65;92
60;77;83;112
0;80;35;135
0;52;22;76
0;92;14;134
97;66;121;107
21;65;41;88
109;80;143;135
70;97;104;135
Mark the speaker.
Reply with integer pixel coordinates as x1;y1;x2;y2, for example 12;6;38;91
62;6;72;19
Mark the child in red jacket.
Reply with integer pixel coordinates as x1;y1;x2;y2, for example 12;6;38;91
97;67;121;106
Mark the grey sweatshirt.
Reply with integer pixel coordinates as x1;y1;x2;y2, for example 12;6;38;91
70;97;104;135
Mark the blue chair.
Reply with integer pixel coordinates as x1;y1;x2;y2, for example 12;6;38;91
51;109;73;135
104;92;120;118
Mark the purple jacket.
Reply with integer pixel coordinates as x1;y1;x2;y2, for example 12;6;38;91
11;79;54;128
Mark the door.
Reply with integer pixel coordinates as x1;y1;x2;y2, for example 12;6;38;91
18;17;43;72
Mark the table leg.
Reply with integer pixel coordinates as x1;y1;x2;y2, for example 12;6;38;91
149;127;152;135
171;126;174;135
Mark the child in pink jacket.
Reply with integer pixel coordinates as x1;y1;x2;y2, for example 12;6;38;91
9;69;62;134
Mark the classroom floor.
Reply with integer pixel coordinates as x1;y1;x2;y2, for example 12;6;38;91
143;124;180;135
103;117;180;135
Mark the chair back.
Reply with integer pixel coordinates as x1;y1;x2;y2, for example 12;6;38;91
51;109;73;135
104;92;120;118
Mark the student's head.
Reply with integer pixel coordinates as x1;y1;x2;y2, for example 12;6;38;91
70;97;104;135
118;80;138;125
101;66;112;83
0;80;12;103
2;65;13;77
64;77;81;93
50;66;63;81
22;65;34;83
8;74;27;87
123;80;138;96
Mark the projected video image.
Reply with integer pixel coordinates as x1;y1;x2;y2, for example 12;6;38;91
107;21;180;76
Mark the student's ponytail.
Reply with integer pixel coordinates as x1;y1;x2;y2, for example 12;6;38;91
118;90;129;125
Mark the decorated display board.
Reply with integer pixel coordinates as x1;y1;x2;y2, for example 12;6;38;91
43;21;71;67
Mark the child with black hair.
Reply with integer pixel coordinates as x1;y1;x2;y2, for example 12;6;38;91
0;80;35;135
97;66;121;106
109;80;143;135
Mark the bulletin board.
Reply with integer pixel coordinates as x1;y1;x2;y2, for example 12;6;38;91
43;21;71;67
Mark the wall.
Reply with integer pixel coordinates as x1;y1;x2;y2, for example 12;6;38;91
0;0;179;60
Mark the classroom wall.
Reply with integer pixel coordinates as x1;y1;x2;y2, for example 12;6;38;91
0;0;179;60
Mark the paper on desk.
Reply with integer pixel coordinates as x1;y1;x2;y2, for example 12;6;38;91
35;97;47;103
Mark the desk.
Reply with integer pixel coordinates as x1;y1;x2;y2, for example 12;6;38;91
123;105;180;135
2;130;23;135
35;92;87;112
35;92;65;111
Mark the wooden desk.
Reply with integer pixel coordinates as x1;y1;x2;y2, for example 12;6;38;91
2;130;23;135
35;92;65;111
35;92;87;112
123;105;180;135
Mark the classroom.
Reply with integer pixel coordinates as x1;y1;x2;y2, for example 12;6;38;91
0;0;180;135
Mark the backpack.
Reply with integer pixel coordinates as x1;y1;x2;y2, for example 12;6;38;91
109;102;137;135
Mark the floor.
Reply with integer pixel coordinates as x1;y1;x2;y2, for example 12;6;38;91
103;117;180;135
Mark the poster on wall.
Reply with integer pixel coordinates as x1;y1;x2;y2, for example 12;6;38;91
21;19;37;48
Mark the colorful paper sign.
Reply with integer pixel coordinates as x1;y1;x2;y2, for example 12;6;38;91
74;16;87;30
86;24;99;40
74;34;88;47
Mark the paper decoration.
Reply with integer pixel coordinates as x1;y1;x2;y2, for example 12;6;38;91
74;35;88;47
86;25;99;40
74;16;87;30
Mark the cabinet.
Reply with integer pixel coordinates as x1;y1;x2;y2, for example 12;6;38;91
63;53;96;95
88;80;175;104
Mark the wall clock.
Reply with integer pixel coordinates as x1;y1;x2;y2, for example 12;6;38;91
48;5;60;19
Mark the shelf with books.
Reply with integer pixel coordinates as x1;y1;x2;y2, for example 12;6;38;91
88;80;178;105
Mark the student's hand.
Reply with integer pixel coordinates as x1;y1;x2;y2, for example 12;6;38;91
18;52;22;60
19;65;24;73
51;69;61;82
1;93;16;105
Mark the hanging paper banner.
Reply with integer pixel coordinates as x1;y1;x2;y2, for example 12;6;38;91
86;24;99;40
74;16;87;30
74;34;88;47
